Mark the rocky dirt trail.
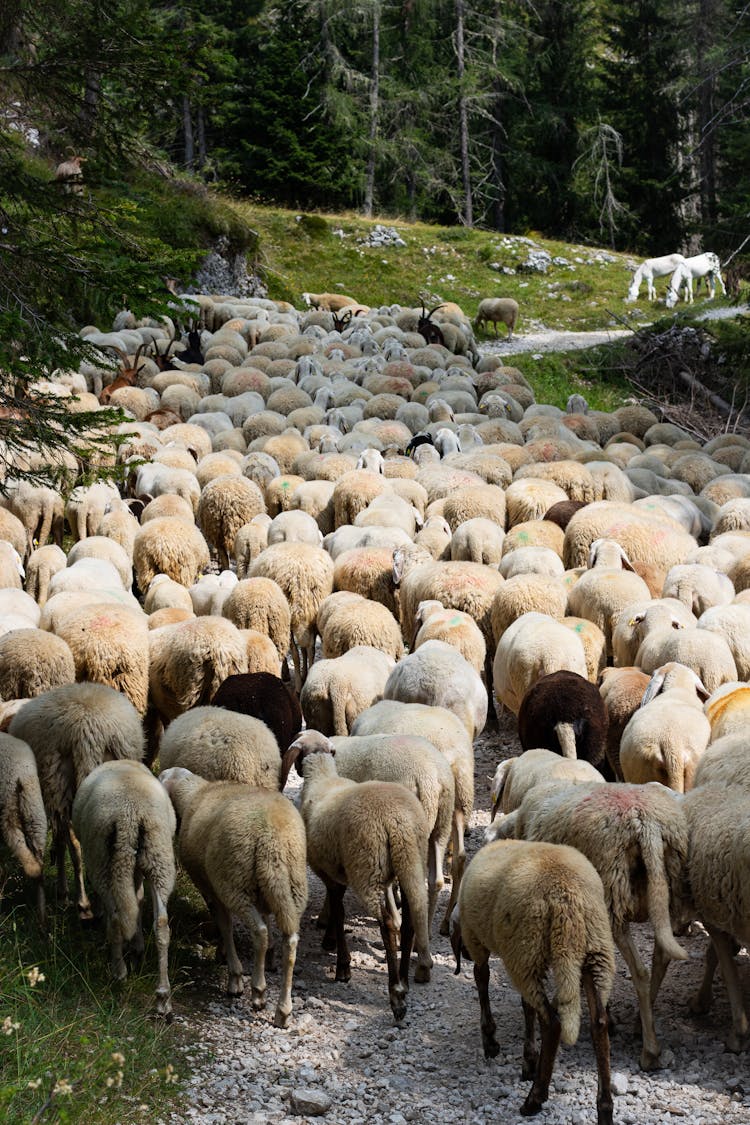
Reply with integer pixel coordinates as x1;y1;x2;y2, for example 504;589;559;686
164;710;750;1125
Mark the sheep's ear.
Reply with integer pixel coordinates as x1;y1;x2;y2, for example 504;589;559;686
692;674;710;702
641;670;666;707
618;547;636;572
670;617;685;630
392;548;405;584
588;539;602;568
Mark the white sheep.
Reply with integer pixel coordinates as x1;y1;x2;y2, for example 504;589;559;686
494;779;689;1070
451;839;615;1123
384;638;487;738
283;732;432;1021
158;706;282;787
71;760;176;1017
0;732;47;923
619;662;711;792
492;612;588;716
160;767;307;1027
487;748;604;822
300;646;395;736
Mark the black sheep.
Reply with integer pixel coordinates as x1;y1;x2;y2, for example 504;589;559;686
404;433;436;458
517;670;611;778
211;672;302;753
543;500;588;532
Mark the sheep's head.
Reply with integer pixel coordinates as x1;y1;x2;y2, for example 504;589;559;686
280;729;335;788
158;766;205;820
640;662;709;707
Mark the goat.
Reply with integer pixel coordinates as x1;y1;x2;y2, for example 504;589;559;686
626;254;687;302
55;155;86;195
417;303;446;347
665;253;727;307
99;343;149;404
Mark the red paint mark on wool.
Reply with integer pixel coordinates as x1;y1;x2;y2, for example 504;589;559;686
580;785;645;817
88;613;116;630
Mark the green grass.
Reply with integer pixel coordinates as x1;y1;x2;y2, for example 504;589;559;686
0;871;207;1124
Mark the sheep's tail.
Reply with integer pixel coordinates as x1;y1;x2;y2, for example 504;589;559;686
549;893;584;1045
554;721;578;759
640;817;688;962
108;821;142;942
390;821;430;953
329;681;351;737
12;777;46;879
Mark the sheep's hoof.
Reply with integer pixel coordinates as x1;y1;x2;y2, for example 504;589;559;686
597;1104;614;1125
226;976;244;998
251;989;266;1011
414;963;431;984
273;1008;290;1029
390;990;407;1023
321;933;337;952
639;1047;662;1071
520;1093;543;1116
688;991;711;1016
438;917;450;938
334;966;351;983
482;1038;500;1060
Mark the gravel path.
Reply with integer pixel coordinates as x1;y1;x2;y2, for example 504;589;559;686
164;711;750;1125
480;327;634;357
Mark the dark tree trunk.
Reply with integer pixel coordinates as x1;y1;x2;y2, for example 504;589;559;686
183;94;195;169
363;4;380;218
455;0;472;226
197;102;207;170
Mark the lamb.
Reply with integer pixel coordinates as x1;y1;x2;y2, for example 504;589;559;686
350;699;474;935
619;662;711;792
326;730;454;931
160;768;307;1027
158;705;282;787
451;839;614;1124
474;298;519;339
249;543;334;690
493;779;689;1070
300;646;396;736
9;682;145;918
0;733;47;923
211;672;302;753
383;639;487;738
281;732;432;1022
517;670;609;772
71;760;176;1017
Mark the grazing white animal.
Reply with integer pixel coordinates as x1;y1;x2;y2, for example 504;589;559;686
626;254;687;302
665;253;727;308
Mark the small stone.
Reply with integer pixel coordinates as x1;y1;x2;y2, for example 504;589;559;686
290;1088;332;1116
611;1072;630;1096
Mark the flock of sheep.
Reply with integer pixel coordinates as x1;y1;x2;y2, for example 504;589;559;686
2;286;750;1124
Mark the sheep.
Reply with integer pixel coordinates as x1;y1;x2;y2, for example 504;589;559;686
9;682;145;918
703;681;750;742
474;298;519;339
267;509;323;547
303;292;360;312
3;480;64;551
611;599;696;668
350;699;474;936
24;544;66;607
449;517;504;565
53;602;150;715
410;599;485;676
0;629;75;701
490;574;568;643
682;785;750;1052
619;662;711;792
598;666;651;779
317;592;404;661
48;556;125;597
450;839;614;1125
563;501;697;572
488;748;604;820
210;672;302;752
517;670;609;773
158;705;282;787
143;574;194;616
494;779;689;1070
189;570;238;617
133;517;210;592
198;475;267;571
662;563;735;616
493;612;588;716
0;733;47;923
300;646;396;736
221;577;291;672
148;616;248;731
281;732;432;1022
71;760;176;1017
566;538;653;659
635;622;737;694
234;514;273;578
65;481;123;541
160;768;307;1027
249;543;334;690
327;730;454;931
383;639;487;738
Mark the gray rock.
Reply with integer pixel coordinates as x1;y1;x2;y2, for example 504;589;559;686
611;1072;630;1096
290;1088;332;1116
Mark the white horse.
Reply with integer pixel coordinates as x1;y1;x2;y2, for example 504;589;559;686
665;252;727;307
626;253;687;302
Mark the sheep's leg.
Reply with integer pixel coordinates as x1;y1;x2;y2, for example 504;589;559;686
439;812;466;936
474;953;499;1058
68;825;92;920
213;902;245;997
521;1000;538;1078
689;938;718;1015
398;887;414;990
649;940;672;1010
705;925;749;1052
614;924;661;1070
521;998;560;1117
274;931;299;1029
151;885;172;1020
131;874;145;958
379;890;406;1022
244;903;269;1011
55;831;67;904
290;643;303;694
326;881;351;983
583;968;613;1125
108;915;128;982
427;834;444;933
